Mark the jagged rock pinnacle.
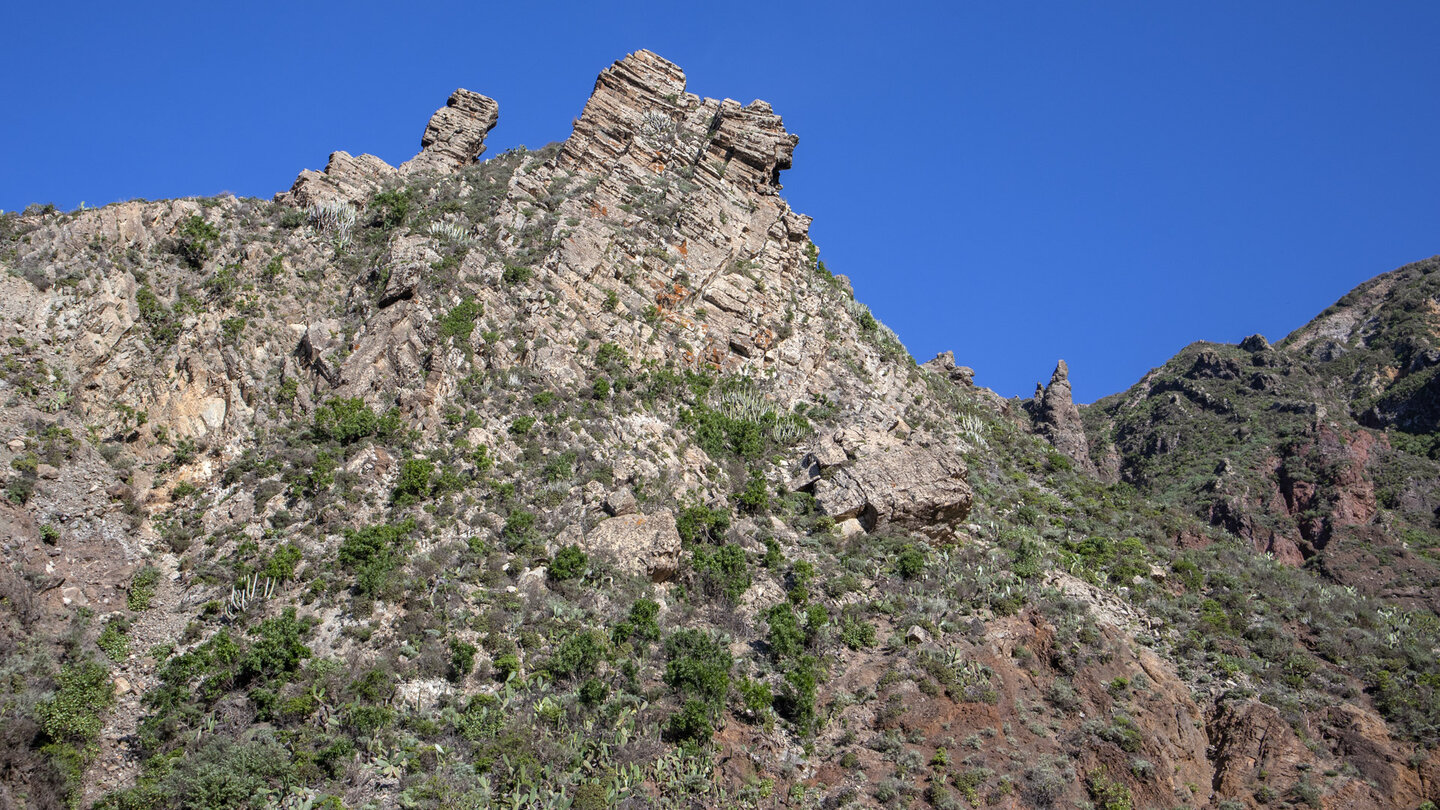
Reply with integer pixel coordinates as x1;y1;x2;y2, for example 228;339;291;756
282;87;500;206
1029;359;1099;475
402;89;500;175
559;49;799;193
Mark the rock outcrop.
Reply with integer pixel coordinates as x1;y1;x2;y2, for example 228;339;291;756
571;509;682;582
922;350;974;386
797;428;972;536
401;89;500;175
6;49;1440;810
559;49;797;194
283;87;499;206
1028;360;1098;475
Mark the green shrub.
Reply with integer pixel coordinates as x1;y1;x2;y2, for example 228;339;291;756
895;545;926;580
502;510;537;550
664;629;732;706
502;264;533;285
1086;768;1134;810
152;737;296;810
735;469;770;513
313;397;393;445
241;608;311;683
676;503;730;543
766;603;805;662
343;702;394;734
370;189;411;229
37;661;115;743
337;518;416;596
471;443;493;471
493;653;521;681
262;543;303;582
220;316;246;344
547;630;607;680
391;457;434;506
135;286;179;344
775;654;820;734
614;598;661;644
666;698;714;747
438;296;482;343
448;640;478;682
550;545;588;581
579;678;609;706
693;543;750;601
509;416;536;436
839;612;878;650
738;677;773;718
595;341;627;372
97;618;129;663
173;215;220;269
127;566;161;611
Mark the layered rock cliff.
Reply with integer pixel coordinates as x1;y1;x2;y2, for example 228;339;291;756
1;50;1438;810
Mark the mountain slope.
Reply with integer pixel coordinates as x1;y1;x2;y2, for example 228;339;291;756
1082;257;1440;613
2;51;1438;810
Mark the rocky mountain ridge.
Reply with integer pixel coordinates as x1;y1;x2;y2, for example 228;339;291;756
1;50;1438;810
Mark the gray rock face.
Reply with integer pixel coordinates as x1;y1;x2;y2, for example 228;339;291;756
803;430;972;537
1028;360;1098;476
286;151;398;208
577;509;682;582
923;351;975;386
1239;334;1271;353
378;235;441;307
402;89;500;175
602;488;638;517
283;88;498;206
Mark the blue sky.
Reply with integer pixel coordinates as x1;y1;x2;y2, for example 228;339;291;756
4;1;1437;401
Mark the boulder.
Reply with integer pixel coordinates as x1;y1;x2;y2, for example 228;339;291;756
602;488;637;517
805;431;971;536
578;509;682;582
285;150;399;208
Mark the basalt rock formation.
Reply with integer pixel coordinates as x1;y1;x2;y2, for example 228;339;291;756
2;50;1438;810
1026;359;1099;476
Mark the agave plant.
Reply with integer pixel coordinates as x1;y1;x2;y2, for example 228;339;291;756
427;219;477;246
304;198;358;250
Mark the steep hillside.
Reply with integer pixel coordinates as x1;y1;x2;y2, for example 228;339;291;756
1082;258;1440;613
3;51;1439;810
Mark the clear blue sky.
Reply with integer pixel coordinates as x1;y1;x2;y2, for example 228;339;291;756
4;1;1437;402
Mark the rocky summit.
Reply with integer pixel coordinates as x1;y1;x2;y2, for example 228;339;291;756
2;50;1439;810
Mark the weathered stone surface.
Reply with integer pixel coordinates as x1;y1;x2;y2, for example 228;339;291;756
602;488;637;517
286;150;398;208
1239;333;1271;352
378;235;441;307
401;89;499;176
704;97;798;192
923;350;974;386
805;431;971;536
578;509;682;582
283;88;497;207
1027;360;1097;475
